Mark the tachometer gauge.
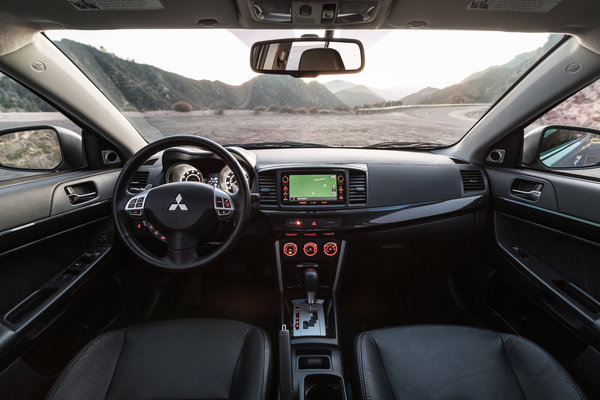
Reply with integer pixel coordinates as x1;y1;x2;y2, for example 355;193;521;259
166;163;203;183
219;166;249;194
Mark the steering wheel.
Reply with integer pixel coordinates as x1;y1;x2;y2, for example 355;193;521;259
112;135;251;271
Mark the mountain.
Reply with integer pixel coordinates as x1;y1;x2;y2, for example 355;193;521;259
47;39;342;111
324;80;358;93
323;80;385;107
0;74;56;112
369;86;420;101
399;87;441;105
334;86;385;107
400;34;563;105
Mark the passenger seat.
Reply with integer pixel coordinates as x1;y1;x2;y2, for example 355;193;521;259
355;325;586;400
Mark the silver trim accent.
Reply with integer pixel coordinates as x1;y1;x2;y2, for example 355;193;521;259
333;240;346;293
275;240;284;292
9;222;35;232
486;149;505;163
101;150;121;165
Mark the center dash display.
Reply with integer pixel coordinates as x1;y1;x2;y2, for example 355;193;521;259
289;174;338;201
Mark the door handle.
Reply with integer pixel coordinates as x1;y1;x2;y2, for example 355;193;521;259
67;191;97;203
65;184;97;204
511;189;541;202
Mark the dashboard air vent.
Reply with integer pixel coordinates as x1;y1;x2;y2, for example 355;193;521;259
460;170;485;192
143;158;158;166
348;170;367;204
258;171;277;205
128;171;149;193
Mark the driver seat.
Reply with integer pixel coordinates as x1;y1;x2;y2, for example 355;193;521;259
47;319;271;400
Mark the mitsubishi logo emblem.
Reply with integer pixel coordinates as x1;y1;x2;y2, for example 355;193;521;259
168;193;188;211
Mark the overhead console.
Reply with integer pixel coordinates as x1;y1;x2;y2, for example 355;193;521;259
250;0;379;24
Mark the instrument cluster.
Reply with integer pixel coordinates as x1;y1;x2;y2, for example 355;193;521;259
165;162;249;194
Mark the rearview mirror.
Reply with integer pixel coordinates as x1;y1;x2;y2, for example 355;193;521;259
250;38;364;78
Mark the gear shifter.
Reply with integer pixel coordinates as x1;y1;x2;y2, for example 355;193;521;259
304;268;319;304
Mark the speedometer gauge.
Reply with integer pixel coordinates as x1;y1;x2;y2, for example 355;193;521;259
182;169;202;182
218;166;249;194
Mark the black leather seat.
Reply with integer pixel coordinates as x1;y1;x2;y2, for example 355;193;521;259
355;325;586;400
47;319;271;400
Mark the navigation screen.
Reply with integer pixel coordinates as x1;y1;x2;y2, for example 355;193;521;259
289;174;337;201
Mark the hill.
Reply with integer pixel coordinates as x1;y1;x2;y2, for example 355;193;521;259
46;39;342;111
401;34;563;105
0;73;56;112
323;80;386;107
369;86;419;101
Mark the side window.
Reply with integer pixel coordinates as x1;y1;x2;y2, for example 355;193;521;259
523;79;600;179
0;72;85;182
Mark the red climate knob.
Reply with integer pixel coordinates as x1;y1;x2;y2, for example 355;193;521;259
303;242;318;256
283;242;297;257
323;242;338;256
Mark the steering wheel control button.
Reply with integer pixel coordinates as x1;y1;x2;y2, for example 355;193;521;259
303;242;318;256
283;242;298;257
323;242;338;256
126;193;148;217
214;188;234;219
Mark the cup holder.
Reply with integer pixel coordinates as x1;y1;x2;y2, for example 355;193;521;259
304;374;344;400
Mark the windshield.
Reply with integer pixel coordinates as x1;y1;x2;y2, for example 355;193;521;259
46;30;560;148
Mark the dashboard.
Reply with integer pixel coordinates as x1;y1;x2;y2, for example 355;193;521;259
133;147;489;234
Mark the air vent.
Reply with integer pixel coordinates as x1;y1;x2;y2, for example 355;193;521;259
258;171;277;206
348;170;367;204
460;170;485;192
143;158;158;166
128;171;149;193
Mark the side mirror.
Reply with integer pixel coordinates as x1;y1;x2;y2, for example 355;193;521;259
250;37;364;78
523;125;600;169
0;125;85;172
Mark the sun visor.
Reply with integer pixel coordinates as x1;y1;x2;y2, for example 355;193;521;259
1;0;239;29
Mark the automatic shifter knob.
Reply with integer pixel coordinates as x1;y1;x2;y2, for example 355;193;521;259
304;268;319;304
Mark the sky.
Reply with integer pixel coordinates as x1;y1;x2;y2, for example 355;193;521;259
48;29;552;91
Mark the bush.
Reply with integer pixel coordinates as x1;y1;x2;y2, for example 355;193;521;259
296;107;307;114
319;110;330;114
173;101;193;112
214;108;224;115
334;104;351;112
267;104;280;112
280;105;295;114
254;105;267;112
308;107;319;114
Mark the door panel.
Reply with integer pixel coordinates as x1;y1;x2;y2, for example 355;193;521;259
0;170;124;398
486;166;600;350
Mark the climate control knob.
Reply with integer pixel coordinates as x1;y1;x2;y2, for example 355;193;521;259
303;242;318;256
283;242;298;257
323;242;338;256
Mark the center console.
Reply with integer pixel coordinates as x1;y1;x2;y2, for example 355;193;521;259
259;165;367;400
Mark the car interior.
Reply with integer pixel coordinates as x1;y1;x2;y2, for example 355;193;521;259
0;0;600;399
